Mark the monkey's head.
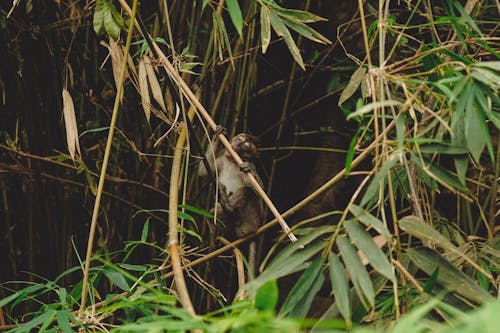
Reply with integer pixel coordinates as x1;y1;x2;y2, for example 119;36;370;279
226;133;258;161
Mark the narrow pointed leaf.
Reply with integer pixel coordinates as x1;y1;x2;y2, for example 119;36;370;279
328;252;351;324
260;6;271;53
281;16;330;45
407;248;492;304
226;0;243;39
280;256;325;317
350;204;391;240
338;66;366;105
337;236;374;308
344;220;395;282
269;11;304;70
399;215;456;250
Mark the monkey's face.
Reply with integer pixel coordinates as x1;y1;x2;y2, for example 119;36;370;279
226;133;258;161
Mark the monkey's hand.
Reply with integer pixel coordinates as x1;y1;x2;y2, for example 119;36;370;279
239;162;251;173
214;125;228;136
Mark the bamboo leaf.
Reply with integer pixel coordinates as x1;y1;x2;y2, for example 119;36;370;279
226;0;243;39
138;57;151;122
407;247;492;304
328;252;351;324
344;220;395;282
349;204;391;240
56;310;74;333
338;66;367;105
347;100;400;119
62;89;81;161
399;215;456;250
255;279;279;311
260;6;271;53
465;102;486;163
280;257;325;317
359;154;399;210
280;16;330;45
337;236;375;309
144;55;167;114
267;2;327;23
269;11;304;70
103;269;130;292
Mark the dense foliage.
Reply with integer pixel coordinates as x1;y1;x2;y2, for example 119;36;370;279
0;0;499;332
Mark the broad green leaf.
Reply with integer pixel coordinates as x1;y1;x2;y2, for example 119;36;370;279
260;6;271;53
255;279;279;311
390;297;441;333
55;310;74;333
399;215;456;250
328;252;351;324
350;204;391;240
103;2;121;39
454;156;468;185
347;100;400;120
280;16;330;45
0;291;21;307
103;269;130;292
419;143;468;155
338;66;367;106
344;220;395;282
226;0;243;39
280;257;325;317
93;0;105;35
57;287;67;305
465;98;485;163
337;236;374;309
407;247;492;304
269;11;304;70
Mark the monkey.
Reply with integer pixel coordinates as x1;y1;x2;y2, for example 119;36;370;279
198;132;265;276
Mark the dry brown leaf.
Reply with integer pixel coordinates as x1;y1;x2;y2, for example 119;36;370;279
144;55;167;114
138;57;151;122
62;89;81;161
101;39;128;93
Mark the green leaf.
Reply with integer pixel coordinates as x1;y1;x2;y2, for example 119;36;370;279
267;2;326;23
103;269;130;292
0;292;21;307
349;204;391;240
269;11;304;70
465;100;486;164
13;309;56;333
260;6;271;53
412;155;470;194
419;143;468;155
255;279;279;311
359;155;399;209
179;204;214;219
328;252;351;324
337;236;375;309
399;215;456;250
344;132;358;176
407;247;492;304
141;220;149;242
226;0;243;39
396;112;406;152
344;220;395;282
56;310;74;333
347;100;400;119
57;288;67;305
280;257;325;317
103;1;121;39
280;16;330;45
423;266;439;293
338;66;367;106
246;233;327;297
93;0;106;35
